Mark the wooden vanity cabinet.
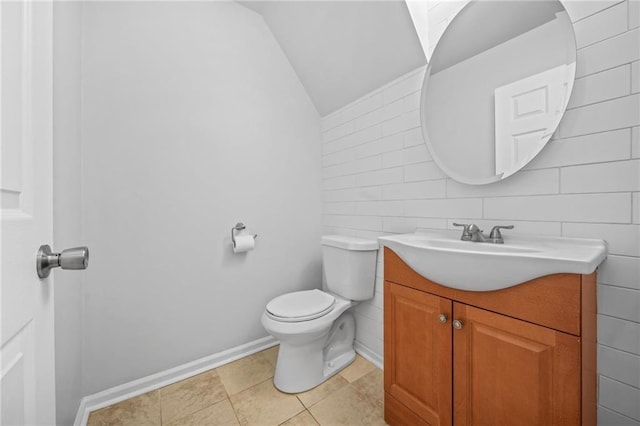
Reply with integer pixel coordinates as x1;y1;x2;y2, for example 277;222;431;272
383;248;596;426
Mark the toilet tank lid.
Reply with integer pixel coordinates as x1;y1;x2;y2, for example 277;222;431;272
321;235;379;251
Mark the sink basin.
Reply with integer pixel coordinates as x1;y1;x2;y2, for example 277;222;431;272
378;229;607;291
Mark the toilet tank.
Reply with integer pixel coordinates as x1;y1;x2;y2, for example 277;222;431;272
321;235;379;301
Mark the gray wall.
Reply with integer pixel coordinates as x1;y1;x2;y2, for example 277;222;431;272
79;1;323;394
321;1;640;423
52;2;84;425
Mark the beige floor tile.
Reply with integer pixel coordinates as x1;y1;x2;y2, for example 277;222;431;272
338;355;376;383
261;345;279;368
87;391;161;426
280;410;319;425
296;374;349;408
159;370;228;424
218;350;276;395
352;369;383;415
88;351;385;426
165;398;239;426
309;385;386;426
230;379;304;425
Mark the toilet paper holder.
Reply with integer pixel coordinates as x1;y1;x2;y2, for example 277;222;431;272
231;222;257;248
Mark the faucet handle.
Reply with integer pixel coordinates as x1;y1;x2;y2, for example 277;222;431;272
489;225;514;243
453;223;472;240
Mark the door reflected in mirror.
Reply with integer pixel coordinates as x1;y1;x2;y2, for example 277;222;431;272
420;0;576;185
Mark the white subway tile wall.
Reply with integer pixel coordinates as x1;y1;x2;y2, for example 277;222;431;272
321;1;640;423
575;28;640;78
599;345;640;388
599;376;640;421
566;64;631;109
572;1;629;49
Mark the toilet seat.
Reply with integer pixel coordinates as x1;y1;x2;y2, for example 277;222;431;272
266;289;335;323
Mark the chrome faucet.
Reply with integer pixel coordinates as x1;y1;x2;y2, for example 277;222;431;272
453;223;514;244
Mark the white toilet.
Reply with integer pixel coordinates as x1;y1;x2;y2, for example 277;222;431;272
261;235;378;393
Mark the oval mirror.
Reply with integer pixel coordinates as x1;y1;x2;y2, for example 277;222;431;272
420;0;577;184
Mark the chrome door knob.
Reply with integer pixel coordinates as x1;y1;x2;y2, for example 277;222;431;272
59;247;89;270
438;314;448;324
37;245;89;279
452;319;463;330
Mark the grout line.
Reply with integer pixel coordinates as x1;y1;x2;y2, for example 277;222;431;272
599;312;640;325
572;62;631;82
632;192;635;227
327;155;640;187
599;342;640;359
307;409;322;426
320;66;425;131
598;311;640;325
575;28;629;52
554;126;634;141
569;0;626;24
322;97;420;144
566;92;637;112
631;48;634;91
294;395;305;409
323;124;421;155
324;185;637;200
277;408;307;426
158;389;164;426
230;400;241;426
577;60;640;81
600;374;640;392
598;282;640;291
601;253;640;260
525;157;635;174
227;395;242;425
598;405;640;425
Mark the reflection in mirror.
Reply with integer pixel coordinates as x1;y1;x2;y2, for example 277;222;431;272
420;0;576;185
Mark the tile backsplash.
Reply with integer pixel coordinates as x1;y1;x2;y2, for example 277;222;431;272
321;1;640;423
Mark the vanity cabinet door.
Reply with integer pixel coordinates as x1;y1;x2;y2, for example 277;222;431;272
452;303;581;426
384;282;453;426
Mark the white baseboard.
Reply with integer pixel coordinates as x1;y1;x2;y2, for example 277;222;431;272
354;340;383;370
74;336;278;426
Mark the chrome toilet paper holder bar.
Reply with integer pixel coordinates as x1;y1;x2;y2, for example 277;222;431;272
231;222;257;248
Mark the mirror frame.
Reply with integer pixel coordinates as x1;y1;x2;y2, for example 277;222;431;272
419;0;577;185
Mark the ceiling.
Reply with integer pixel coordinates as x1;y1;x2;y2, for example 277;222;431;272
239;1;427;116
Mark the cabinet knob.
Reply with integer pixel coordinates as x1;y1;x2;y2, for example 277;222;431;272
452;319;463;330
438;314;448;324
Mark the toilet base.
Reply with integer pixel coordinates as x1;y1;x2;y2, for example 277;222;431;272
273;312;356;394
322;349;356;381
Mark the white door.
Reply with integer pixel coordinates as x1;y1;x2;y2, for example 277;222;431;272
1;2;56;425
494;63;575;178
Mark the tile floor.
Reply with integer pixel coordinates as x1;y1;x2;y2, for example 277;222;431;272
87;346;386;426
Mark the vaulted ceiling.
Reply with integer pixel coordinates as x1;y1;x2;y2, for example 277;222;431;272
239;1;427;116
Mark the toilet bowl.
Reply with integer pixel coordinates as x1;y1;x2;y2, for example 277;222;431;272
261;235;378;393
261;290;356;393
